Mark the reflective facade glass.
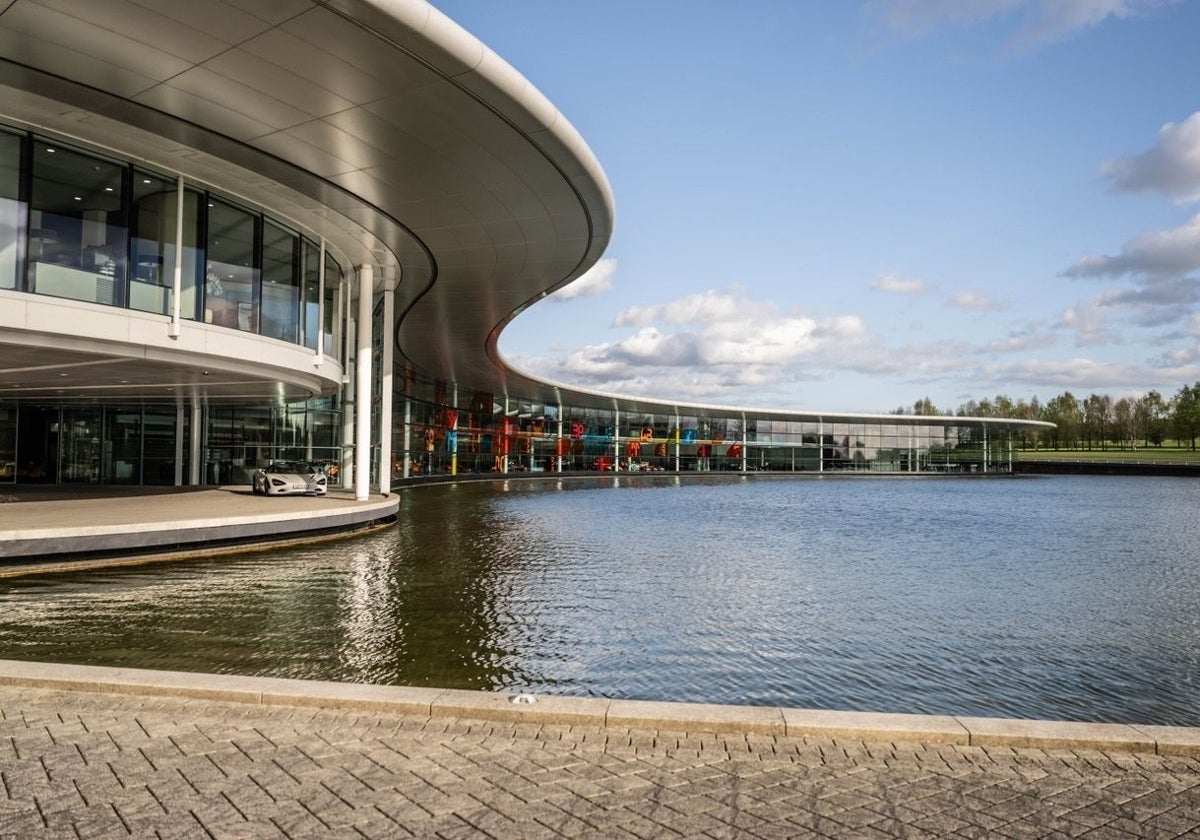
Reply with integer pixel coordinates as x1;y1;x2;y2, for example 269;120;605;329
0;130;21;290
261;220;300;343
28;139;128;307
130;171;202;318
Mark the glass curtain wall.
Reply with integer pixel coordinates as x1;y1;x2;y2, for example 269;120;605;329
391;369;1020;480
261;220;300;343
130;172;202;318
27;139;128;307
0;129;21;290
205;199;259;332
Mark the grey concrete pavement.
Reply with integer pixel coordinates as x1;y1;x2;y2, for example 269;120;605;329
0;486;397;562
1;664;1198;839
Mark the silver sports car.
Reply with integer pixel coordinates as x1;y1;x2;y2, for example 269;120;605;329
252;461;328;496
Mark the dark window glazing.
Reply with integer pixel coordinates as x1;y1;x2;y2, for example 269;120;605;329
28;139;128;307
131;172;202;319
261;219;299;343
205;199;259;333
0;130;22;291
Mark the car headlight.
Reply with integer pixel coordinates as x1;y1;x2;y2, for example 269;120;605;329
270;478;286;487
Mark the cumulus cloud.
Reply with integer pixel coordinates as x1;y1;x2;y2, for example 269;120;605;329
983;329;1057;353
869;272;933;295
1057;301;1116;346
948;291;1006;311
980;357;1156;390
549;257;616;301
614;288;747;327
1102;111;1200;203
869;0;1167;49
1063;212;1200;281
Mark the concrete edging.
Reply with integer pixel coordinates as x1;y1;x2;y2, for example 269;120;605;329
0;659;1195;757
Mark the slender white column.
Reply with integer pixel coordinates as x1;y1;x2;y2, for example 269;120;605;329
341;280;354;490
557;410;563;473
355;264;373;500
169;175;183;338
818;418;824;473
378;273;395;494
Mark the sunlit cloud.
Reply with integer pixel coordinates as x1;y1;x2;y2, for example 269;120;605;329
1057;301;1117;347
1102;110;1200;203
948;290;1006;311
549;257;617;301
868;0;1168;50
983;329;1056;353
1063;211;1200;281
870;272;933;294
980;356;1161;389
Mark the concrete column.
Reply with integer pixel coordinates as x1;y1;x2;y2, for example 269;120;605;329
818;418;824;473
341;280;354;490
378;273;395;494
355;264;373;501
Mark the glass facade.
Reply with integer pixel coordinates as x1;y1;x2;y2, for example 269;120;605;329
390;369;1022;482
0;127;343;353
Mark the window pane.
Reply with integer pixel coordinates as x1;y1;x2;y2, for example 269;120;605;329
323;252;340;358
28;139;128;307
130;173;201;318
205;199;258;332
301;238;320;350
261;220;298;343
0;130;21;291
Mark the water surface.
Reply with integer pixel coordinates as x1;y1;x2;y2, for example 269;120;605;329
0;474;1196;725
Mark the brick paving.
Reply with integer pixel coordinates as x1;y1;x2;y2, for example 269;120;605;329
1;686;1199;839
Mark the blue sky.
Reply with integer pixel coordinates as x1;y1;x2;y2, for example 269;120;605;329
431;0;1200;414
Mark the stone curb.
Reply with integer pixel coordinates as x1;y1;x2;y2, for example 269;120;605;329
0;659;1196;756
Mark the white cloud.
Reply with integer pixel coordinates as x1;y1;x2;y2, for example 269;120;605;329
1102;110;1200;203
870;0;1169;50
613;288;747;327
870;272;933;294
984;330;1057;353
948;291;1005;311
549;257;617;301
1057;301;1116;346
1063;211;1200;280
980;357;1157;389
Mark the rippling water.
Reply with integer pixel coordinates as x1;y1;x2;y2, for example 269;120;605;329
1;474;1198;725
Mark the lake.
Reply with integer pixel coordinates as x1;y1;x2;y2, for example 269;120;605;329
0;474;1196;725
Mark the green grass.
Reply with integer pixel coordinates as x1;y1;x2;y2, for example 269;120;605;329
1017;446;1200;464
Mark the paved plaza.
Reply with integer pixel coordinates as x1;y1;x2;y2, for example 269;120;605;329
2;681;1199;839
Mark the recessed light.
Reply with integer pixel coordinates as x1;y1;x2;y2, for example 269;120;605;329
73;196;81;201
45;147;55;153
104;187;113;192
142;178;151;184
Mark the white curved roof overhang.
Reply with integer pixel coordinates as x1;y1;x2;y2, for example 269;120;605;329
0;0;613;405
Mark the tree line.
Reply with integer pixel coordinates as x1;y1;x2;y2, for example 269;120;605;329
895;382;1200;450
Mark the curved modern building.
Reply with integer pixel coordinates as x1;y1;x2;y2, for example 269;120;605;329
0;0;1049;498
